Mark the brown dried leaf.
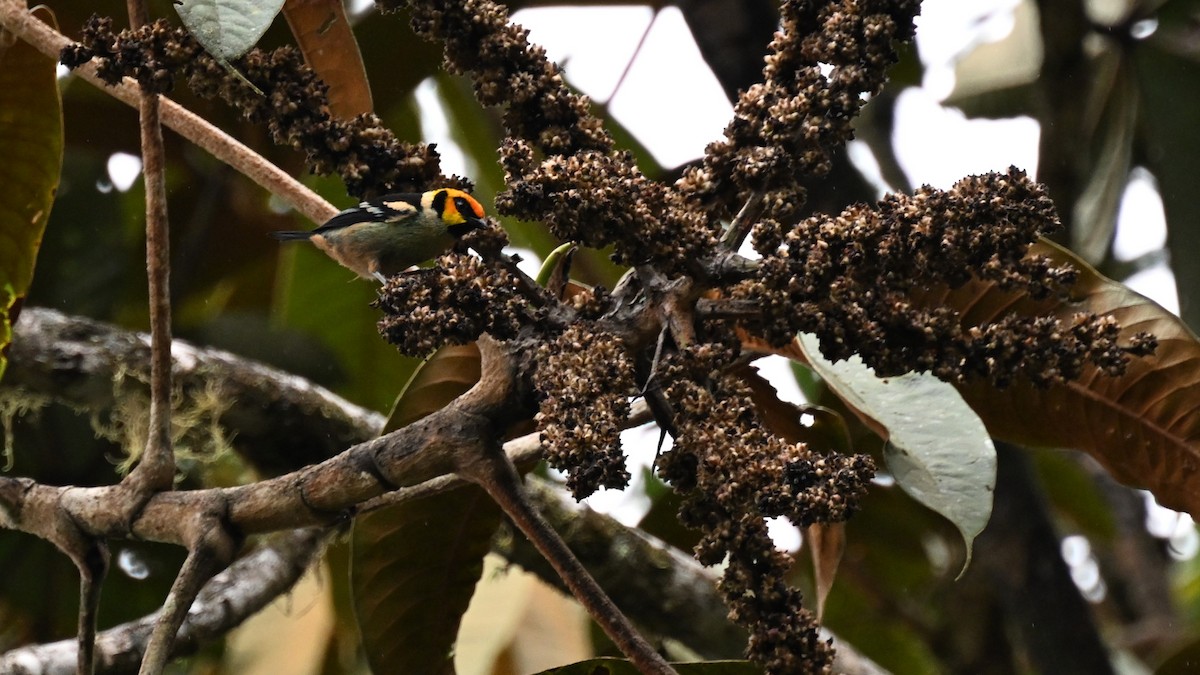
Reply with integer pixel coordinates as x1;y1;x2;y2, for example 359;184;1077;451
804;522;845;622
923;239;1200;517
283;0;373;118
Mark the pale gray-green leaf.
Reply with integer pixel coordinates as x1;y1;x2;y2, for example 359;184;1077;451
797;333;995;575
174;0;285;60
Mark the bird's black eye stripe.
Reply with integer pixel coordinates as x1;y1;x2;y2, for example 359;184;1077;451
431;189;449;217
454;197;476;218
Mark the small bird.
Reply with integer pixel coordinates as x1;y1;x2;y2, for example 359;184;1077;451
272;188;487;283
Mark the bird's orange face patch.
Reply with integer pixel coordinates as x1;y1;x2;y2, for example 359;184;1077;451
441;189;486;226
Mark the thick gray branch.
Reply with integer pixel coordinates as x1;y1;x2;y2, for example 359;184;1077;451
5;308;383;476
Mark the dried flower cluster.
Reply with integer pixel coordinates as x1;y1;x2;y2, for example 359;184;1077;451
657;345;875;672
404;0;717;273
375;252;535;356
498;142;716;272
60;15;453;197
533;325;636;498
404;0;611;156
741;168;1157;386
679;0;921;222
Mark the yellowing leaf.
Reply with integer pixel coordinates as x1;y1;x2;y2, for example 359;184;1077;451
0;8;63;382
805;522;845;622
282;0;373;119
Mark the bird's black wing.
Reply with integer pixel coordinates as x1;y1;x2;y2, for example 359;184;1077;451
311;194;423;235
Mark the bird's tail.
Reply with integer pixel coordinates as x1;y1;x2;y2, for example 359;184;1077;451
270;230;313;241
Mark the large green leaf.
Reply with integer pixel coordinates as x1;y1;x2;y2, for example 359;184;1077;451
0;8;63;383
351;344;504;674
797;333;995;574
923;239;1200;517
271;233;417;412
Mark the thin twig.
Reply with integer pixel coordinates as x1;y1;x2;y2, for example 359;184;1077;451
640;326;669;395
75;541;109;675
126;1;180;666
0;529;329;673
720;190;766;249
124;0;175;495
695;297;761;318
604;8;658;105
465;444;678;675
138;526;238;675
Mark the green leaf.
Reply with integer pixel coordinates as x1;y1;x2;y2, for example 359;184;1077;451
0;7;64;382
797;333;996;575
271;237;416;413
351;344;504;674
174;0;286;61
534;658;763;674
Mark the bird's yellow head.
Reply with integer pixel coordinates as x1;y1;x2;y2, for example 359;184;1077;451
427;188;487;236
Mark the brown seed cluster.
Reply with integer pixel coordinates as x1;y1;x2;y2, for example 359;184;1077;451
497;141;716;271
60;15;454;197
740;168;1157;385
678;0;920;222
404;0;717;273
657;345;874;673
533;325;636;498
375;252;536;357
403;0;612;156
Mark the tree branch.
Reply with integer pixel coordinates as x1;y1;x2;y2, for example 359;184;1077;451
4;308;384;476
508;477;891;675
123;0;176;497
464;436;677;675
0;528;329;674
4;309;883;670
